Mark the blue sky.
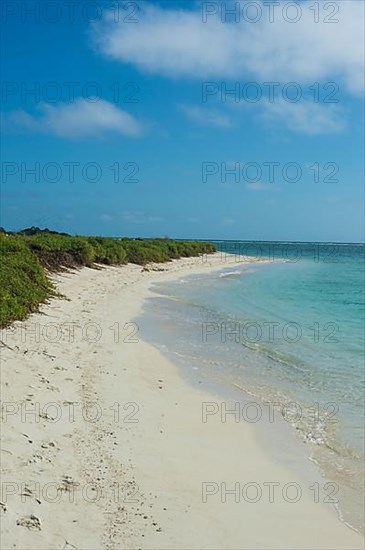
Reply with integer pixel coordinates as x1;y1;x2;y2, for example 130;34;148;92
1;0;364;242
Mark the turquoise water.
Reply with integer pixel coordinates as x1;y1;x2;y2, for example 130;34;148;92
139;241;364;531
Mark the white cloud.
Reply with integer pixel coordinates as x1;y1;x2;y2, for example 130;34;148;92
259;99;346;135
213;95;345;135
3;98;142;139
179;104;233;128
92;1;364;95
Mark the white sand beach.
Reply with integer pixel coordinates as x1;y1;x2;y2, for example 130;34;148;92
1;253;363;549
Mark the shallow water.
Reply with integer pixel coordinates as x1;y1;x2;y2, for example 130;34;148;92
138;241;365;533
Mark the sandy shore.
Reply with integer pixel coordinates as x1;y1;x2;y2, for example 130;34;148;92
1;253;363;549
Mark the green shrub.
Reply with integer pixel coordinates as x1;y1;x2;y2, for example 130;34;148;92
86;237;127;265
25;234;95;270
0;235;52;328
121;238;215;265
0;231;216;326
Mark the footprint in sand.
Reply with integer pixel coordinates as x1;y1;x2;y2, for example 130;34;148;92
27;453;47;464
16;515;41;531
55;366;68;371
20;485;42;504
38;374;50;384
27;440;58;464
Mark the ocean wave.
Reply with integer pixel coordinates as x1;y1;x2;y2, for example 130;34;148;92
219;270;243;278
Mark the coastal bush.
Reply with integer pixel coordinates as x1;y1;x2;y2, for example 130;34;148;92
25;234;96;270
0;234;52;328
121;240;170;265
86;237;127;265
0;230;216;327
121;238;216;265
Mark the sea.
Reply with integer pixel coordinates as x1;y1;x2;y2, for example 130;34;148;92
137;241;365;533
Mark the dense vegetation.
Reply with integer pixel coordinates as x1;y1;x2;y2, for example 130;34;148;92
0;235;52;328
0;230;216;328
